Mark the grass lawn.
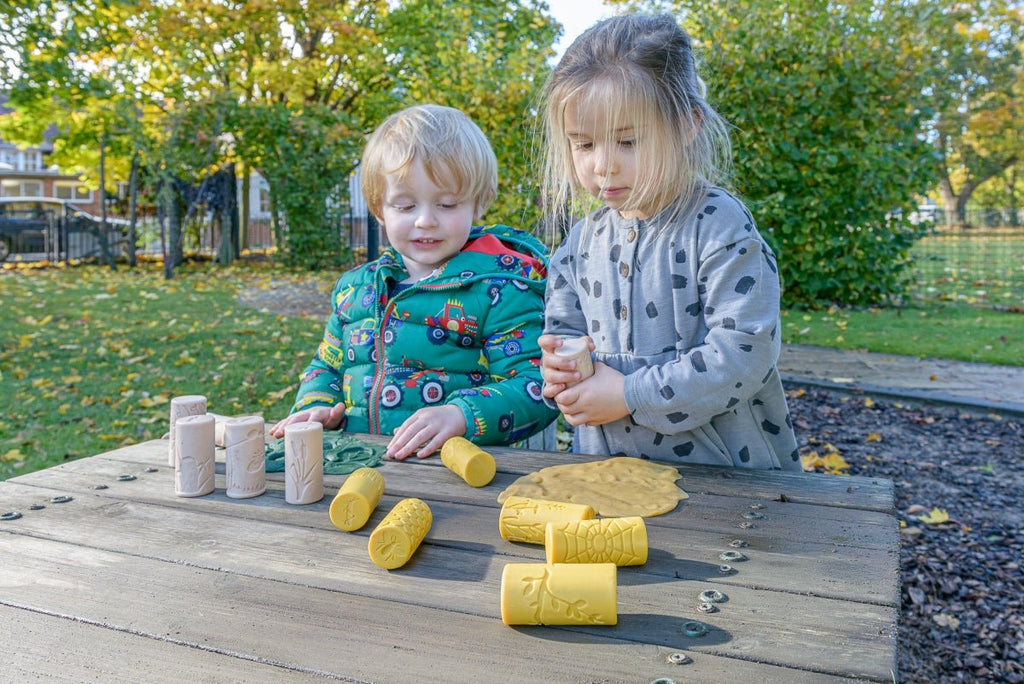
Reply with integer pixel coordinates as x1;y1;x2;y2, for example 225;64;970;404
1;260;326;481
2;259;1021;481
781;303;1022;366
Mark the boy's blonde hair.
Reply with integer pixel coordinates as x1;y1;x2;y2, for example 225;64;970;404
541;14;732;231
361;104;498;220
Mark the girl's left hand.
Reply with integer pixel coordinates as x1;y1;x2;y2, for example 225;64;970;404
538;333;594;398
554;362;629;427
387;404;467;460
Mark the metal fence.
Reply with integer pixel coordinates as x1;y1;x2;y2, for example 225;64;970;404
8;201;1021;311
909;224;1024;309
125;206;377;259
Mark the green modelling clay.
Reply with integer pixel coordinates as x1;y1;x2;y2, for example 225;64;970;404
265;432;385;475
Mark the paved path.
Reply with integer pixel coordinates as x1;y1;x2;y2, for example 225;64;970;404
778;344;1024;416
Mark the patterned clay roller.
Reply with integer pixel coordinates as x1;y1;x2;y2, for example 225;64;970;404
174;413;216;498
545;516;649;566
498;495;596;545
554;336;594;381
168;394;207;466
224;416;267;499
330;467;385;532
284;422;324;505
440;437;496;488
368;498;432;570
500;562;617;626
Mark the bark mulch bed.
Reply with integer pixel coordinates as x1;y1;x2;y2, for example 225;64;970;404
241;281;1024;683
788;386;1023;683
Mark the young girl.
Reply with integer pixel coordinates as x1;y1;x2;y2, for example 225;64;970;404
538;14;800;470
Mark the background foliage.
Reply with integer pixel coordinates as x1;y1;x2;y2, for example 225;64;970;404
0;0;558;266
1;0;1021;304
675;0;938;306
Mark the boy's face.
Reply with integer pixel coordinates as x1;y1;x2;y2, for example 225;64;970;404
381;157;478;282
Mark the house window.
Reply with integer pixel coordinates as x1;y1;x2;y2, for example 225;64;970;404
0;179;43;197
258;185;271;214
23;150;44;172
55;182;92;202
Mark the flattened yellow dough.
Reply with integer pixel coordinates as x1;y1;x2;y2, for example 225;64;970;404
496;457;688;518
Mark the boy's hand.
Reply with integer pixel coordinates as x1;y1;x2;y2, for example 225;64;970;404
268;404;347;439
538;333;594;399
387;404;467;460
554;362;629;427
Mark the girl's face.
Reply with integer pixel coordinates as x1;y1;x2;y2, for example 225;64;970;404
564;100;652;220
380;156;478;282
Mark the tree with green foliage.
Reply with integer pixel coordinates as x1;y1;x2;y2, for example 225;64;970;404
1;0;560;271
658;0;938;307
925;2;1024;228
383;1;559;231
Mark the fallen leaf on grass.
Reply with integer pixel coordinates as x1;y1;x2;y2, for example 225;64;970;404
266;386;295;401
2;449;24;462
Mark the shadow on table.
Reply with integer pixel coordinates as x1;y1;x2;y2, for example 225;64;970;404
617;548;731;586
510;614;731;648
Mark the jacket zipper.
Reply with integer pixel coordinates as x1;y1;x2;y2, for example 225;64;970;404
365;280;463;433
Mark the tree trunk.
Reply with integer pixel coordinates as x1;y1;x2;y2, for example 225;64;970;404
166;180;183;278
216;164;237;265
98;132;116;270
240;163;250;253
937;177;974;229
128;147;139;268
269;184;283;250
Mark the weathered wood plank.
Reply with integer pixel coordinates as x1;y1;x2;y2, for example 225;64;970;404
16;439;897;541
11;445;901;606
0;604;326;682
0;536;869;683
89;437;896;512
0;479;897;681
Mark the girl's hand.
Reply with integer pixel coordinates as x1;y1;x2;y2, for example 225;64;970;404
387;404;467;460
554;362;629;427
538;333;594;399
268;404;347;439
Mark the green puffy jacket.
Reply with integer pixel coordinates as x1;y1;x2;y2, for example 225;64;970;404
291;223;558;445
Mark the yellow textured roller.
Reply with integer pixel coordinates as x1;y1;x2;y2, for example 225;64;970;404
498;495;595;544
368;498;432;570
329;467;385;532
440;436;496;487
545;516;648;566
500;562;617;626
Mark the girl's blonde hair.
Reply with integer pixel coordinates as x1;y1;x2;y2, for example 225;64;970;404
541;14;731;232
361;104;498;220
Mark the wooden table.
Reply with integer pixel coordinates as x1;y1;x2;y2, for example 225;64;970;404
0;436;899;683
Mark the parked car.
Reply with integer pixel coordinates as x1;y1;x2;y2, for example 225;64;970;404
0;197;130;262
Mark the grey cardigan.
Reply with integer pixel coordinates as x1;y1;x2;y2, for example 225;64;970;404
544;188;801;470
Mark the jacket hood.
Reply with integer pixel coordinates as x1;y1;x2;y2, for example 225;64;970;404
377;224;549;292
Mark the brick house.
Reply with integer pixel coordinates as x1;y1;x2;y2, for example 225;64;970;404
0;94;105;216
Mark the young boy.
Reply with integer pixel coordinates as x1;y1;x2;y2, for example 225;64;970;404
270;105;556;460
